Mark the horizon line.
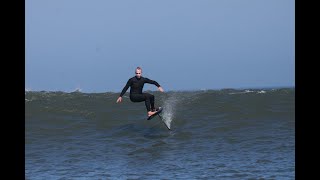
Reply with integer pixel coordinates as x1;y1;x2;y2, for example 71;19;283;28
25;86;295;93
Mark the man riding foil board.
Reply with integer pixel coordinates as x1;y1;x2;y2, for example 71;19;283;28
116;66;164;117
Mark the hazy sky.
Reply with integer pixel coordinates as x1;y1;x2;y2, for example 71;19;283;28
25;0;295;92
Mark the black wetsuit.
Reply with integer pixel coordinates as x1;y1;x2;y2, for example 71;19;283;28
119;76;161;112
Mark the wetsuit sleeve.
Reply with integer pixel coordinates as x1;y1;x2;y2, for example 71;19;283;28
145;78;161;87
119;79;131;97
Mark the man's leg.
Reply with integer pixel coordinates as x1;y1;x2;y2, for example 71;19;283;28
131;94;155;116
143;93;152;112
143;93;157;116
150;94;155;111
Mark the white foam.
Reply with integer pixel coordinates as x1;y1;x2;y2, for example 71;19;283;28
160;95;179;130
245;90;254;93
72;87;82;92
161;110;173;129
257;90;266;94
229;89;255;95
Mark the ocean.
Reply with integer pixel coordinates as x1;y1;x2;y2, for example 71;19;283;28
25;88;295;179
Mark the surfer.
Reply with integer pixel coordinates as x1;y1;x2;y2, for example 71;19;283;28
116;67;164;117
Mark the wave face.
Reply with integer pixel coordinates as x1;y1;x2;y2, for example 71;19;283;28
25;88;295;179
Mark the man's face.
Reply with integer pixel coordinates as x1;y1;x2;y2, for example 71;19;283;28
135;69;142;78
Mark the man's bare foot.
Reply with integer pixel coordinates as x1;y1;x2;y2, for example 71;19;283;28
148;111;156;117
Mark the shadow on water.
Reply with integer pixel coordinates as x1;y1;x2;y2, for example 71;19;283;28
109;121;178;172
110;119;173;139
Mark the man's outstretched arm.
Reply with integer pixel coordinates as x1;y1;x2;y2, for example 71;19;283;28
116;79;131;103
145;78;164;92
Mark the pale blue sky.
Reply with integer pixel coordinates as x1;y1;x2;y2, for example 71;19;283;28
25;0;295;92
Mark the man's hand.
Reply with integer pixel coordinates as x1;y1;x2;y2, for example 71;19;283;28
158;87;164;92
116;97;122;103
